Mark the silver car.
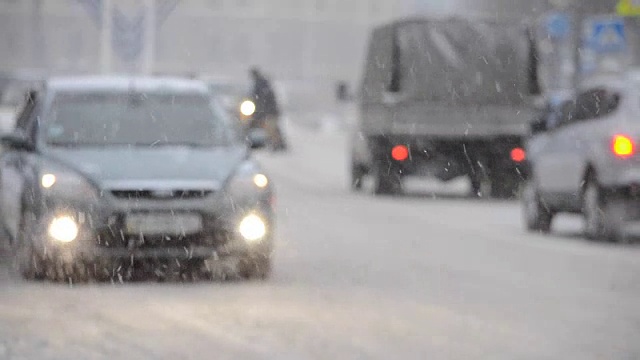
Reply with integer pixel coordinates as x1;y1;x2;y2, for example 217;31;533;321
0;76;275;282
523;73;640;242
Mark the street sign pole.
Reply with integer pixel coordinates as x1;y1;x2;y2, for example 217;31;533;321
100;0;112;73
142;0;155;75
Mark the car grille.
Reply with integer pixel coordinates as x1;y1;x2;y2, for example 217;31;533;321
95;228;231;249
94;213;230;249
110;189;213;200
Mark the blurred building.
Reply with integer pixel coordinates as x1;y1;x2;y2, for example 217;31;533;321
0;0;627;101
0;0;554;80
0;0;406;83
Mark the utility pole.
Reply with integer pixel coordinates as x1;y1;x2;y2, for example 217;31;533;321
142;0;156;75
100;0;113;73
31;0;45;71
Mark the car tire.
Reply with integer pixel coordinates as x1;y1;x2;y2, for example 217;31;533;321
14;211;45;281
583;180;626;242
522;181;553;233
373;162;402;196
239;254;271;280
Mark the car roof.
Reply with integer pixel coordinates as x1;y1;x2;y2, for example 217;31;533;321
45;75;210;95
578;69;640;92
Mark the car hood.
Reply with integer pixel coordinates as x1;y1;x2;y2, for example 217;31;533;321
45;146;248;190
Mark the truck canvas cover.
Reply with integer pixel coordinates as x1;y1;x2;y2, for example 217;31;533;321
360;17;537;137
395;17;532;106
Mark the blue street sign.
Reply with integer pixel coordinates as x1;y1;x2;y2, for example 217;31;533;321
112;7;145;62
75;0;103;26
76;0;181;65
156;0;180;28
584;17;627;54
77;0;179;30
546;12;570;39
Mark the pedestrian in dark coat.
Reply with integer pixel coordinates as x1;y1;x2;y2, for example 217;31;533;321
249;67;287;151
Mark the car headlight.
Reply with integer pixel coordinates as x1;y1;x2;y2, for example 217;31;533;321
40;170;99;201
226;161;271;194
226;172;271;199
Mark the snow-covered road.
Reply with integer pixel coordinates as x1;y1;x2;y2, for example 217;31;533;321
1;125;639;359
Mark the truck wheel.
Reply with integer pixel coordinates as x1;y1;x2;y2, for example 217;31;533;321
583;180;626;242
350;161;366;191
491;175;521;199
373;163;402;195
522;181;553;233
470;173;491;198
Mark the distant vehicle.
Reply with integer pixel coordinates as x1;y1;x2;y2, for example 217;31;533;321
0;76;274;282
206;81;248;113
523;73;640;242
199;76;258;132
350;17;539;197
199;76;246;109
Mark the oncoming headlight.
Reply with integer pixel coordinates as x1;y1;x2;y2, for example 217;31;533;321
48;215;79;243
253;174;269;188
40;170;99;200
239;214;266;242
41;173;57;188
240;100;256;116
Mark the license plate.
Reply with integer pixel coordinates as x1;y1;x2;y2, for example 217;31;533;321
125;213;203;236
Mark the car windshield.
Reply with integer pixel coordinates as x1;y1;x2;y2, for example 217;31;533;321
45;92;230;147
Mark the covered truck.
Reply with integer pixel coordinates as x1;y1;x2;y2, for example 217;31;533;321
350;16;540;197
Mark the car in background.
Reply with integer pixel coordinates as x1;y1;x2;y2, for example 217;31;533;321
0;76;275;282
206;80;248;112
200;76;247;110
199;76;258;132
522;73;640;242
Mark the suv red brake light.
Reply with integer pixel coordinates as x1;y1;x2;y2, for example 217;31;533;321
612;135;635;158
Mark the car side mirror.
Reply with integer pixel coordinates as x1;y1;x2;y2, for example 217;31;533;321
247;128;268;149
0;131;33;151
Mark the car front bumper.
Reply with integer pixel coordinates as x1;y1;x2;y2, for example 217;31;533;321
33;195;275;263
46;236;272;263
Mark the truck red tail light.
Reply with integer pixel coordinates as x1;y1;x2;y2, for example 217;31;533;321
510;147;526;162
612;135;635;158
391;145;409;161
